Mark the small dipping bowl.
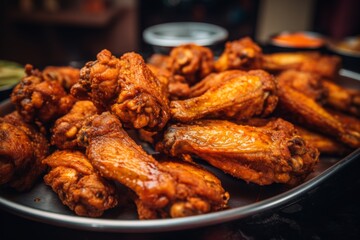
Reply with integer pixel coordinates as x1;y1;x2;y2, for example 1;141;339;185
269;31;325;52
326;36;360;72
143;22;229;54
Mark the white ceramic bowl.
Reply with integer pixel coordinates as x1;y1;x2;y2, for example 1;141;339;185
143;22;228;54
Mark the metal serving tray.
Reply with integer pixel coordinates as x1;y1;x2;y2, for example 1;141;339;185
0;70;359;233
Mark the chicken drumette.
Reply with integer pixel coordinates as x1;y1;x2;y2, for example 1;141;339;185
170;69;278;122
166;44;214;85
42;150;118;217
51;100;98;150
11;64;76;124
71;50;170;131
214;37;263;72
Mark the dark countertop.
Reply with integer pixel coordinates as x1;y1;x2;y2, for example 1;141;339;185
1;157;360;240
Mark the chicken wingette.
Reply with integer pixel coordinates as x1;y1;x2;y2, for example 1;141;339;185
77;112;229;219
276;70;360;148
322;79;360;117
157;119;319;186
262;51;341;79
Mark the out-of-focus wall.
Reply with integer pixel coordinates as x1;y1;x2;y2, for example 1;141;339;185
255;0;315;44
0;0;139;68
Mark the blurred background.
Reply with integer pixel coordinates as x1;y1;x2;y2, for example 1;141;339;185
0;0;359;69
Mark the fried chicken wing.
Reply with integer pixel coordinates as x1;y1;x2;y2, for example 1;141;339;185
273;70;326;101
11;64;76;124
157;119;319;186
77;112;228;219
214;37;263;72
42;150;118;217
51;100;97;150
71;50;170;131
135;157;229;219
147;64;190;100
326;108;360;133
276;70;360;148
322;79;360;117
262;52;341;78
295;125;351;156
0;111;49;191
167;44;214;85
171;69;278;122
42;66;80;92
147;53;171;69
239;117;351;156
275;69;360;116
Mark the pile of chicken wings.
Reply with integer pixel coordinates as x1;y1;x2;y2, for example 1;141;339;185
1;37;359;219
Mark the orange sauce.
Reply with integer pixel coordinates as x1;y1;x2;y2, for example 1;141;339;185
272;32;324;48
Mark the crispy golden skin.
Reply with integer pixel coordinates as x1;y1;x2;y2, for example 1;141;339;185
275;70;360;117
274;70;326;101
71;50;170;131
42;66;80;92
326;108;360;134
157;119;319;186
77;112;228;219
51;100;97;150
147;53;171;69
147;63;190;100
189;70;247;98
295;125;351;156
135;157;229;219
43;150;118;217
239;117;351;156
262;52;341;78
0;111;49;191
11;64;76;124
276;71;360;148
214;37;263;72
171;70;278;122
167;44;214;85
322;79;360;117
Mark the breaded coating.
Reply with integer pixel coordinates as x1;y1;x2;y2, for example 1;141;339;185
43;150;118;217
11;64;76;124
71;50;170;131
0;111;49;191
